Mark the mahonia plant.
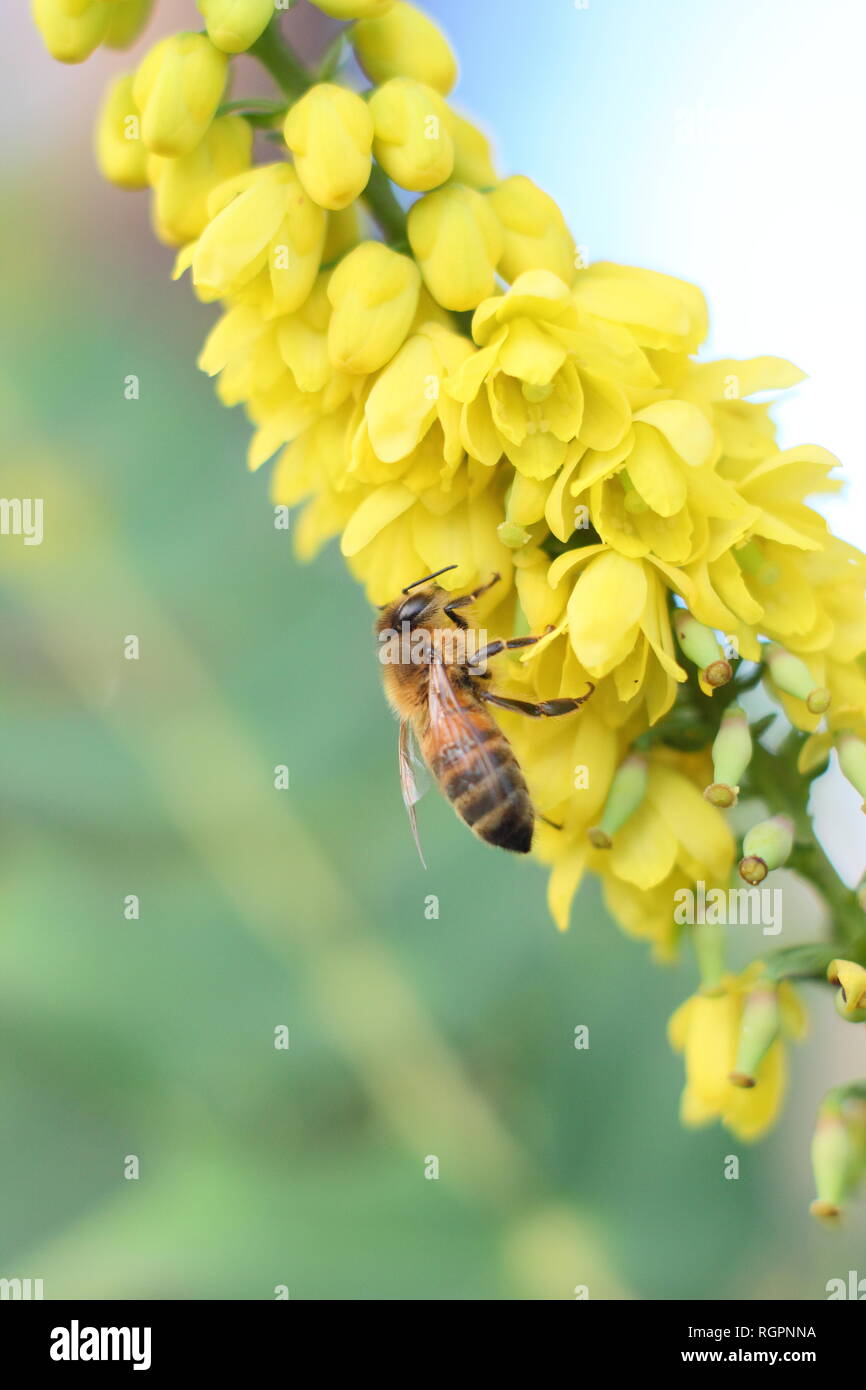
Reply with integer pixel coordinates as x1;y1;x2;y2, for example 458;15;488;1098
35;0;866;1221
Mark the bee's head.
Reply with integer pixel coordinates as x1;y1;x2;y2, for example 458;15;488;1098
376;586;440;633
375;565;456;634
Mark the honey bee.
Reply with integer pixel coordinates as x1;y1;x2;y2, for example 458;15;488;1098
376;565;595;862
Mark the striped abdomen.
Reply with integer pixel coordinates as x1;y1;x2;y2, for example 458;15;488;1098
423;692;534;854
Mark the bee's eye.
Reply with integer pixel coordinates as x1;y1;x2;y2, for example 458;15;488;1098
397;593;428;625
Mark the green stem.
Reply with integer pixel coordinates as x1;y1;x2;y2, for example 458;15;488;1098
249;19;312;101
693;919;727;991
216;98;288;128
361;159;409;245
217;99;287;115
762;942;851;982
248;18;408;247
749;733;865;952
789;841;865;952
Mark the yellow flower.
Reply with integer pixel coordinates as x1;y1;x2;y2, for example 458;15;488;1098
838;735;866;809
407;184;504;315
181;163;327;316
446;271;634;477
32;0;111;64
197;274;363;476
271;273;338;395
340;465;515;606
327;241;421;374
722;445;840;552
488;176;576;285
565;401;756;568
600;756;734;942
311;0;394;18
538;545;695;725
682;453;854;675
369;78;454;192
284;84;374;211
272;409;364;562
148;115;253;246
663;354;804;462
449;110;498;189
351;1;458;95
104;0;153;50
827;959;866;1022
521;732;733;953
322;205;362;264
668;969;806;1140
572;262;708;355
197;0;273;53
351;322;472;483
95;73;149;191
133;32;228;157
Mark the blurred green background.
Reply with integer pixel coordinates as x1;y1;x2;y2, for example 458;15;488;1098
2;2;865;1301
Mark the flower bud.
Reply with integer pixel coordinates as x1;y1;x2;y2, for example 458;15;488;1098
408;184;502;311
734;537;780;586
730;982;781;1088
323;205;361;263
739;814;794;885
197;0;273;53
487;176;576;285
450;111;498;189
133;32;228;157
497;521;532;549
312;0;394;17
190;163;326;314
95;73;149;190
284;84;374;211
588;754;648;849
33;0;111;64
327;242;421;374
275;274;333;394
351;2;457;95
149;114;253;246
838;734;866;810
105;0;154;51
764;643;830;715
673;611;732;690
369;78;454;192
827;959;866;1023
704;703;752;807
810;1089;866;1223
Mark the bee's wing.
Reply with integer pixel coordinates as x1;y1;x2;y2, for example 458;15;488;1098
399;720;428;869
426;655;504;788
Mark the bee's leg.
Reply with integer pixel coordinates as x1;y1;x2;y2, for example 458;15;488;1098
466;627;554;669
479;685;595;717
443;571;501;627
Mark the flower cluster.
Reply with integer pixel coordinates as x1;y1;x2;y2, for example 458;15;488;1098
37;0;866;1213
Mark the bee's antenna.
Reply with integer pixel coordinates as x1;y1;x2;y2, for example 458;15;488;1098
402;563;457;595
